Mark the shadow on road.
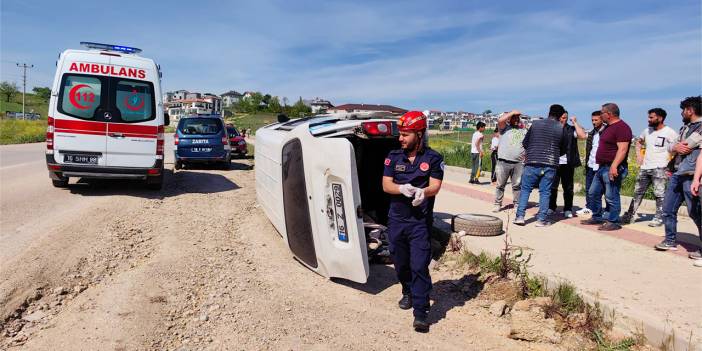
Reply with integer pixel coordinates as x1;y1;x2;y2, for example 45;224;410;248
332;264;398;295
430;273;484;325
64;169;240;199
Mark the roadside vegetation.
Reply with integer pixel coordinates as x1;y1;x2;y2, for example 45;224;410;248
224;112;278;136
441;220;649;350
0;86;50;145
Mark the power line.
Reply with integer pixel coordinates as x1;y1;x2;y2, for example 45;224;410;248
16;63;34;119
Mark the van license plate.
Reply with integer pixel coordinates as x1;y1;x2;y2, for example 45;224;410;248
191;147;212;153
64;154;98;164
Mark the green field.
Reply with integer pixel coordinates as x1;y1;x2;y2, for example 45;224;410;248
225;112;278;135
0;92;49;119
0;92;49;145
0;119;46;145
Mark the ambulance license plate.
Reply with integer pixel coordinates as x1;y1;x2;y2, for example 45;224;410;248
191;147;212;153
63;154;98;164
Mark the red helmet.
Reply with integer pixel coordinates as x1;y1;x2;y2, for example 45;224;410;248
397;111;427;132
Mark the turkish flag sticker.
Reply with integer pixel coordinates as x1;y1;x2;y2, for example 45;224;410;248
384;158;391;166
420;162;429;171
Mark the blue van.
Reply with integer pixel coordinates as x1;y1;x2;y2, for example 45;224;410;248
174;116;231;169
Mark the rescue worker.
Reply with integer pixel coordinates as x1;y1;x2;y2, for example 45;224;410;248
382;111;444;332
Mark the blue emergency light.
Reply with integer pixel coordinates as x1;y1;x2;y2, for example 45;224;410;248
80;42;142;54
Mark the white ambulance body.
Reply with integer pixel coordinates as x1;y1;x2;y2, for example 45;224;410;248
46;42;167;189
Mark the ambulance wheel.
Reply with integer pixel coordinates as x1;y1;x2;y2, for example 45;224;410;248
52;177;69;188
452;214;503;237
175;160;182;170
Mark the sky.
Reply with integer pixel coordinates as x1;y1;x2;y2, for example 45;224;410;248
1;0;700;132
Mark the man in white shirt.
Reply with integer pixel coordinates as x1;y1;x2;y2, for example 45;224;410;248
469;122;486;184
621;108;678;226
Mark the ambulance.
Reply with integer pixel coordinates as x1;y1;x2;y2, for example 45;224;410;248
45;42;168;190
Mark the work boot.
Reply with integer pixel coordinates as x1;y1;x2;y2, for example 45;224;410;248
398;294;412;310
413;316;430;332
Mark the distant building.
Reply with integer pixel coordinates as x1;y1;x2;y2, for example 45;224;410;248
328;103;407;115
185;92;202;100
164;90;188;103
220;90;243;107
166;99;217;121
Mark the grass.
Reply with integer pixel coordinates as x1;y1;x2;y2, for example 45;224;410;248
0;119;46;144
549;281;585;316
0;92;49;119
594;330;638;351
225;112;278;135
429;130;495;172
0;92;48;144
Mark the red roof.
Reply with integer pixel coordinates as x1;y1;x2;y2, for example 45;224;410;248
333;104;407;114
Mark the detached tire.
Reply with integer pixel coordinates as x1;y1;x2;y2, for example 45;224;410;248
452;214;504;237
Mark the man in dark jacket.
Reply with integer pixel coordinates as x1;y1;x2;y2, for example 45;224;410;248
514;105;568;227
548;112;587;217
577;111;606;215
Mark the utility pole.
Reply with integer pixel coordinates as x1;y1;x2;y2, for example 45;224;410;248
16;63;34;119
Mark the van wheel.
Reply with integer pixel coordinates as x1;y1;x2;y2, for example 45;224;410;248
451;214;504;237
52;177;69;188
175;160;182;170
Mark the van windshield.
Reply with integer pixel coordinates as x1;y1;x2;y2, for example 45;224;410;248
179;118;222;135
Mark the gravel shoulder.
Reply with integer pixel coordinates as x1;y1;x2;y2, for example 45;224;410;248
2;157;570;350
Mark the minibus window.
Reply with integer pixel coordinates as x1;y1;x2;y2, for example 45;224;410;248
58;75;102;119
115;80;154;122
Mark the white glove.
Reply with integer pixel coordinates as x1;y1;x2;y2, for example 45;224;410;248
398;183;418;198
412;188;426;207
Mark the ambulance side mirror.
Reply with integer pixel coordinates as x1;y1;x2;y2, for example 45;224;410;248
164;112;170;126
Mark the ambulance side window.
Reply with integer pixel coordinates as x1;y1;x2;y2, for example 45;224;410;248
58;75;103;120
114;79;154;122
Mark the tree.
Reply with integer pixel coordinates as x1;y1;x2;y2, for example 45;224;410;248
482;109;492;115
267;96;282;113
32;87;51;102
289;97;311;117
0;81;18;102
282;97;289;107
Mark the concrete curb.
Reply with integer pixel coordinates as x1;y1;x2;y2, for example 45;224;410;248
431;218;696;351
444;165;691;219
